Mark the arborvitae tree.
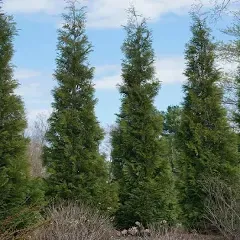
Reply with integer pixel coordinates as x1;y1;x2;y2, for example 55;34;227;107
177;16;240;228
44;2;118;213
0;6;44;232
111;8;177;228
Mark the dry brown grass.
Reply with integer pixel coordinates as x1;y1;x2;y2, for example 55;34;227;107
121;235;223;240
118;227;224;240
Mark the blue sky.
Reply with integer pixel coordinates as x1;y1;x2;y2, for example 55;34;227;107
2;0;236;127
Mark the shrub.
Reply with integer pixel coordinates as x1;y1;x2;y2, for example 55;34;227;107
202;176;240;239
29;202;114;240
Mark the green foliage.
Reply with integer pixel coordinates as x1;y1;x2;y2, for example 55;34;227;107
177;16;240;228
111;8;178;228
162;106;182;135
44;2;118;214
0;10;44;233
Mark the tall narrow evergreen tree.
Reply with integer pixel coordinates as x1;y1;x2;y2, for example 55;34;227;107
44;2;118;212
111;8;177;228
0;5;44;232
177;16;240;228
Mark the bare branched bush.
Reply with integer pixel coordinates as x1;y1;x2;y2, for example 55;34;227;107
202;177;240;239
28;202;115;240
27;113;48;178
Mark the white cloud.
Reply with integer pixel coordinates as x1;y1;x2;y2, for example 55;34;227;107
87;0;211;28
3;0;65;14
14;68;43;97
95;64;120;76
94;64;122;89
15;69;41;80
16;82;42;97
4;0;214;28
95;74;122;89
156;56;186;84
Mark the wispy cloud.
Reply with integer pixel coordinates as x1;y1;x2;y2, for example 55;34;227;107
95;74;122;89
94;64;121;89
14;68;51;97
13;68;53;124
4;0;214;28
156;56;186;84
95;64;120;76
4;0;65;14
87;0;211;28
14;68;43;97
16;82;42;97
15;69;41;80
